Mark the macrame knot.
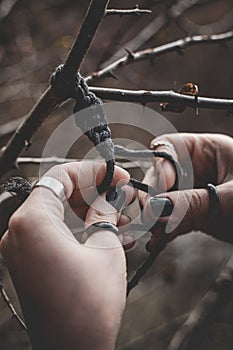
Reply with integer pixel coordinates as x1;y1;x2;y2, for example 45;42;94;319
72;74;115;163
1;177;32;202
50;65;116;193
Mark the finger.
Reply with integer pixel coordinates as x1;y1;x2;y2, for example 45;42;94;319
145;225;164;252
85;184;134;229
143;133;232;204
150;138;178;191
144;180;233;233
150;133;222;186
122;235;135;251
45;162;130;200
69;186;97;208
138;136;180;208
118;214;131;227
84;184;134;247
28;163;130;226
118;215;135;250
141;193;173;223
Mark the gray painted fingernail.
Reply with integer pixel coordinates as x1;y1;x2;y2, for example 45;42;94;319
150;198;173;217
106;186;126;212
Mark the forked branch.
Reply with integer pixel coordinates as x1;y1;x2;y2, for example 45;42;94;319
0;0;110;178
86;31;233;83
106;7;152;16
0;285;27;331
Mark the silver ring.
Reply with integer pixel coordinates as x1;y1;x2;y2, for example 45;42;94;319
32;176;66;203
151;140;176;151
85;222;119;236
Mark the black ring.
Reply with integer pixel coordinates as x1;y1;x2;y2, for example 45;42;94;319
207;183;221;219
85;222;119;236
152;151;183;191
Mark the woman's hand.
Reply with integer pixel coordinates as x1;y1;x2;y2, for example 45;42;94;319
0;162;133;350
139;133;233;251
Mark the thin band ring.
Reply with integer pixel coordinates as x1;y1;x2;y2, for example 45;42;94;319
32;176;66;203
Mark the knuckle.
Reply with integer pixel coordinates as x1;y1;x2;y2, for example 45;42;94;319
8;210;28;234
189;190;202;219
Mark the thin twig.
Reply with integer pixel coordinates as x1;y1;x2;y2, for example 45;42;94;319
86;31;233;83
90;86;233;111
101;0;200;68
0;285;27;331
0;0;110;178
16;157;152;170
127;231;168;295
166;254;233;350
0;115;25;139
106;7;152;16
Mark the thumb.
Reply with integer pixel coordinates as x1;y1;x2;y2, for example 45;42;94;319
84;193;120;248
84;184;135;248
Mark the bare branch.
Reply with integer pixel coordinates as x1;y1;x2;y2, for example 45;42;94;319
0;285;27;331
106;7;152;16
127;232;168;295
166;254;233;350
62;0;110;79
17;157;152;170
0;115;25;139
101;0;200;68
0;0;110;178
86;31;233;83
90;86;233;111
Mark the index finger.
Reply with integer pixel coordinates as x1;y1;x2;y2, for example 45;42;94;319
45;162;130;200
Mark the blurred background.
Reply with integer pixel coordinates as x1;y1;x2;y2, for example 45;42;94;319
0;0;233;349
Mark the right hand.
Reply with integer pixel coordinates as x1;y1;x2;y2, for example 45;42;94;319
139;133;233;251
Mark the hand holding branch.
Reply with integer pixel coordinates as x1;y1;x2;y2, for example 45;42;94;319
0;162;134;350
140;133;233;250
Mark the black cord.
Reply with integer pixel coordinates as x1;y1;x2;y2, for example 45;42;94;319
51;65;116;194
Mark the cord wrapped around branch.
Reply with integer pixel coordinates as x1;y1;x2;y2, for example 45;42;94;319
50;64;115;194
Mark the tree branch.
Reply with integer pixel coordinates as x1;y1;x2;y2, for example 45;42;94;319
0;285;27;331
16;157;152;170
106;7;152;16
166;254;233;350
0;0;110;178
90;86;233;111
86;31;233;83
101;0;200;68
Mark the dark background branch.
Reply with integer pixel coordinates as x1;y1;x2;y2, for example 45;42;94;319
90;87;233;111
0;0;110;178
106;7;152;16
86;31;233;83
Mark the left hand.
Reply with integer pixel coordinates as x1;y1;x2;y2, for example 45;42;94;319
0;162;134;350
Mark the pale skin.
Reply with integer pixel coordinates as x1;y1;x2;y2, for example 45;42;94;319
0;133;232;350
0;162;134;350
140;133;233;249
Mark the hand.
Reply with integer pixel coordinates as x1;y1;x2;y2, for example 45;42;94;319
139;133;233;251
0;162;134;350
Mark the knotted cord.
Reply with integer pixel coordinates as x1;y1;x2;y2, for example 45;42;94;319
1;65;183;295
50;65;115;193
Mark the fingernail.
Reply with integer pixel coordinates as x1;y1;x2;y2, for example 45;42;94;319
150;197;173;217
106;186;126;212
